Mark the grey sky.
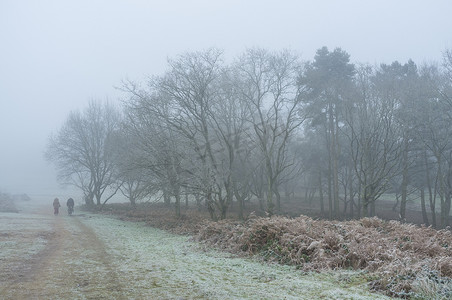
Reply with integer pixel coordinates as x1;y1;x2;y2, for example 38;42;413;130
1;0;451;198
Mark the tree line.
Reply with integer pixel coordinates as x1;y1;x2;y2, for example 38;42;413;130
46;47;452;228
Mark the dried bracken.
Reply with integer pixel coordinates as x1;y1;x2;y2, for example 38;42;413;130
195;215;452;298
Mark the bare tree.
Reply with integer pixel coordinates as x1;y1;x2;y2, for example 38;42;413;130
374;60;420;221
208;69;254;219
344;65;403;217
407;62;452;228
441;48;452;107
120;92;188;216
116;47;452;225
107;126;155;207
235;48;305;215
45;100;121;206
123;49;235;219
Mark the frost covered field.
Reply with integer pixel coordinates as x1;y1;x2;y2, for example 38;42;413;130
0;212;53;278
0;206;390;299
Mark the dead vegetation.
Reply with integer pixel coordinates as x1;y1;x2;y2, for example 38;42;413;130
194;215;452;298
96;203;452;299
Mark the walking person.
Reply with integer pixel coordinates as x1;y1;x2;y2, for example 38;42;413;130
67;197;74;215
53;198;61;215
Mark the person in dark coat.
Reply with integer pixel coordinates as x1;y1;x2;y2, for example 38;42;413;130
67;198;75;215
53;198;61;215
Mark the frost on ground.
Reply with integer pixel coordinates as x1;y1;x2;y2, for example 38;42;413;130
0;212;52;277
0;206;390;299
83;213;390;299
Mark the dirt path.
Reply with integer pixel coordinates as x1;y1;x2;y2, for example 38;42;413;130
0;205;125;299
0;203;390;299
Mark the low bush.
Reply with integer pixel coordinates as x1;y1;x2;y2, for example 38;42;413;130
195;215;452;298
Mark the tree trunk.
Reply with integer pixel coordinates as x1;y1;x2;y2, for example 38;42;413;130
425;150;436;227
308;188;316;205
238;196;244;220
220;202;227;219
370;199;376;217
163;190;171;206
420;188;429;226
399;140;409;221
318;173;324;215
195;194;202;211
328;161;333;219
342;181;348;217
333;110;340;218
362;186;371;217
445;189;451;227
445;171;451;227
219;184;233;220
267;173;274;216
362;197;369;217
285;185;292;203
326;115;333;220
206;191;217;221
233;183;244;220
429;191;437;228
85;192;95;206
274;186;281;213
258;194;265;212
349;194;354;219
349;169;354;219
174;193;180;217
95;193;101;206
438;157;446;228
400;177;408;222
357;182;362;219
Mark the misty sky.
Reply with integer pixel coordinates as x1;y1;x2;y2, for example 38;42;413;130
1;0;451;199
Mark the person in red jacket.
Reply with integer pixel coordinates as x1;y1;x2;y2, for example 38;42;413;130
53;198;61;215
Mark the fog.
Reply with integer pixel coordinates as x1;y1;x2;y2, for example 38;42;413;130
1;0;451;201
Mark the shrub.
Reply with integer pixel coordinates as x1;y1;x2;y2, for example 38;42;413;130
195;215;452;297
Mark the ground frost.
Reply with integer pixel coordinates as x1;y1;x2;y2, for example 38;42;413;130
0;212;52;261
